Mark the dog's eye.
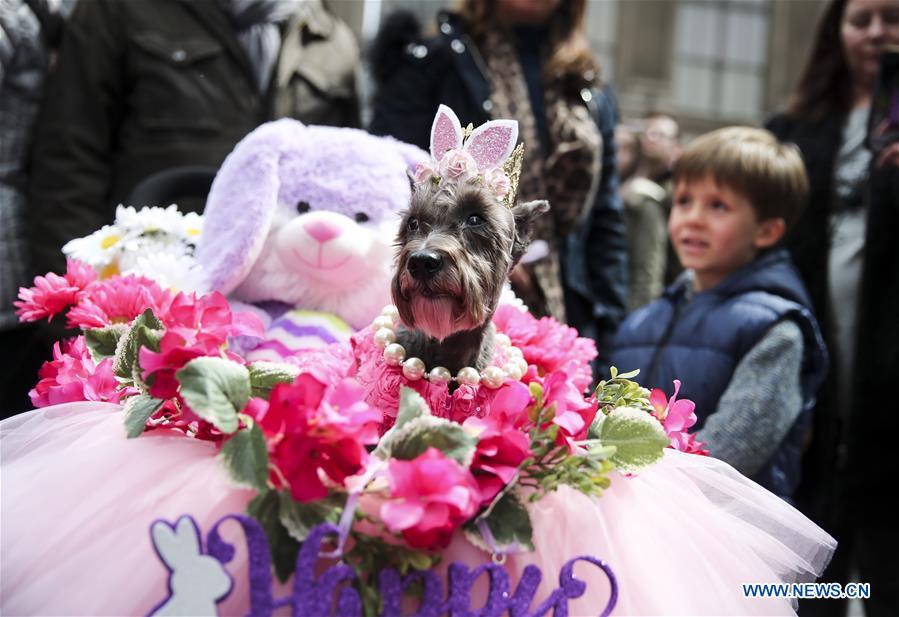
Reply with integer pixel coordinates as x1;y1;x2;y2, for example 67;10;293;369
354;212;370;223
296;201;311;214
407;217;419;231
465;214;484;226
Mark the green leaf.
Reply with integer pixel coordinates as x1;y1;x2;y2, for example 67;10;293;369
373;387;433;460
113;309;163;381
247;361;300;399
219;424;269;491
176;356;250;434
464;491;534;553
122;394;165;438
395;387;429;429
596;406;670;473
247;490;300;583
278;491;345;543
384;415;477;465
84;324;129;363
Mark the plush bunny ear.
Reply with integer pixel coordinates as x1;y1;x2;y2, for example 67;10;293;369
198;119;306;294
430;104;463;160
152;516;202;568
464;120;519;171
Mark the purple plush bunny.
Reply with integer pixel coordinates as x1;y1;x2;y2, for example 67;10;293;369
197;119;427;342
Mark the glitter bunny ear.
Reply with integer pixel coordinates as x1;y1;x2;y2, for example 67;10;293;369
464;120;519;171
430;104;463;161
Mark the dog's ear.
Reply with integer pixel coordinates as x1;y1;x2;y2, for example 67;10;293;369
510;199;550;265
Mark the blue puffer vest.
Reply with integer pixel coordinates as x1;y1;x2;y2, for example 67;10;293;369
610;249;827;498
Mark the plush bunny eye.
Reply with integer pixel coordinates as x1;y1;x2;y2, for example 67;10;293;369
465;214;484;227
296;201;311;214
407;217;419;231
354;212;370;223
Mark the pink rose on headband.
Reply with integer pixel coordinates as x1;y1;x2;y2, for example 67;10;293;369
484;168;511;198
413;161;437;185
438;149;477;183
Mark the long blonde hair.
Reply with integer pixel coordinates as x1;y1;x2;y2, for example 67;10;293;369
458;0;600;85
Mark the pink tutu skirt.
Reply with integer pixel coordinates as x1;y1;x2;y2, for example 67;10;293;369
1;403;834;616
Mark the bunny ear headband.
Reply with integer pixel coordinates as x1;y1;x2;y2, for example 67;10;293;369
412;104;525;207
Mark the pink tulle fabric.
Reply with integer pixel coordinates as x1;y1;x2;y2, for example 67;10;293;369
1;403;834;616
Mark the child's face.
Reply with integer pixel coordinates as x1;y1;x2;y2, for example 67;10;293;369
669;176;784;292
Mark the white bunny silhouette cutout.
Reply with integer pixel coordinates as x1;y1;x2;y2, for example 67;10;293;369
149;516;232;617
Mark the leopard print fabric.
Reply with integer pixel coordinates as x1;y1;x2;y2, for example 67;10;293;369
481;29;601;323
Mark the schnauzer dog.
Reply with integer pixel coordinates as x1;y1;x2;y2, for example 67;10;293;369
391;179;548;375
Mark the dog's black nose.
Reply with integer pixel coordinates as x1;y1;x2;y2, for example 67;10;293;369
407;250;443;280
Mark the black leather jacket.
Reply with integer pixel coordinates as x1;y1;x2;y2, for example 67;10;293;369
27;0;360;274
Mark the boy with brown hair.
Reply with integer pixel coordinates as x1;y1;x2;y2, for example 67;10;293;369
610;127;828;499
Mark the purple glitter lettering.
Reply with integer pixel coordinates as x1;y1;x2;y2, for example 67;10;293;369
150;518;618;617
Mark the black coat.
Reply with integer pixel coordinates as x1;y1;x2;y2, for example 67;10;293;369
369;11;628;357
766;112;899;527
27;0;360;274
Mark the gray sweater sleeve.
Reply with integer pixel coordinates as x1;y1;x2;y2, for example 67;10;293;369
696;319;804;476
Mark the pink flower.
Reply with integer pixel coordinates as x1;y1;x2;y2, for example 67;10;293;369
29;336;128;407
139;291;264;401
412;162;438;185
650;380;707;455
540;371;599;453
437;148;477;183
161;291;264;354
66;274;173;329
246;374;381;502
380;447;481;550
447;383;494;423
484;168;511;197
492;305;596;393
15;259;97;323
464;381;533;504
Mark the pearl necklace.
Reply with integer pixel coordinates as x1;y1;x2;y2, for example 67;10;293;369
370;305;529;389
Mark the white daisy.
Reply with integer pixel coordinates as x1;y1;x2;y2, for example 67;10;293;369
114;204;187;237
123;252;208;293
62;224;127;269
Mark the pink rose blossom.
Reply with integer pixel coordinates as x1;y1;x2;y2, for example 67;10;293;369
484;168;511;198
380;447;481;550
412;162;438;185
15;259;97;323
245;374;381;502
29;336;129;407
66;274;173;329
437;149;477;183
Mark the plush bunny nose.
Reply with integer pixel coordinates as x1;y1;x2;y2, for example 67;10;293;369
407;250;443;280
304;219;341;244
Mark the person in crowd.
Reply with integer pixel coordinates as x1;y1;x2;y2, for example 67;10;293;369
766;0;899;613
369;0;628;373
26;0;361;277
610;127;827;502
1;0;72;416
637;111;682;186
637;110;684;286
616;123;667;310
